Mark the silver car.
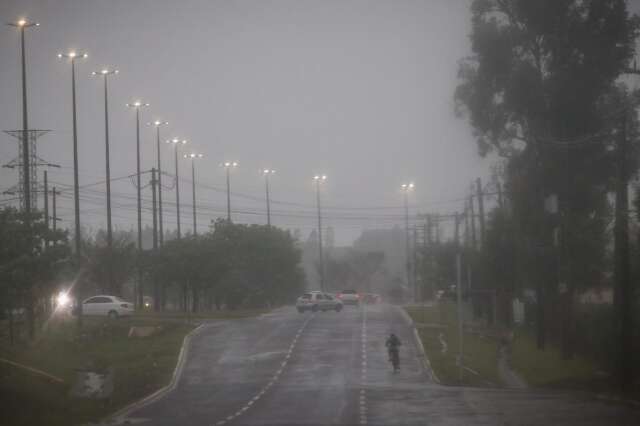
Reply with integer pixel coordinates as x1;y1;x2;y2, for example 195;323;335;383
296;291;343;313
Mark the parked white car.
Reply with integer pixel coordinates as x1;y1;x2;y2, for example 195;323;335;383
296;291;343;313
81;295;134;318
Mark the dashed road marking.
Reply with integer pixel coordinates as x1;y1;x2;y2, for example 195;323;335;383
212;314;313;425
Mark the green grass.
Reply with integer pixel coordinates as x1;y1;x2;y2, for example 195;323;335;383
134;307;271;320
0;316;195;426
511;330;600;388
406;303;502;387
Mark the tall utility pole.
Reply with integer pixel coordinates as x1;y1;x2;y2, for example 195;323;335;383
7;19;38;219
426;214;435;299
422;221;429;299
263;169;275;226
413;226;419;302
614;102;632;391
58;51;87;260
455;211;463;382
43;170;49;247
465;204;473;294
476;178;485;247
401;183;415;299
151;168;159;312
58;50;88;328
469;195;476;249
150;121;168;245
314;175;327;291
151;168;158;250
185;153;203;235
92;68;118;291
127;101;149;309
52;187;59;234
224;162;238;222
168;138;187;239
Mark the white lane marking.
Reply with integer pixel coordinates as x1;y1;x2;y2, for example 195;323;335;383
212;315;314;425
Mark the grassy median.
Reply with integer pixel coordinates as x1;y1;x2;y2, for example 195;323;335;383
406;303;502;387
0;309;266;426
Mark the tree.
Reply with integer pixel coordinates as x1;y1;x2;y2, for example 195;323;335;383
154;220;306;311
0;207;69;341
455;0;640;353
84;230;136;296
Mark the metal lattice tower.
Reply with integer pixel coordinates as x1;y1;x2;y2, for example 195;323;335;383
2;129;57;210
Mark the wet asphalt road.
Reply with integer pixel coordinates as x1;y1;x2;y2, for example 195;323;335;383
117;304;640;425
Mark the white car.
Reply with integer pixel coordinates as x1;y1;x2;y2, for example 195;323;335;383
296;291;343;313
337;289;360;305
81;295;134;318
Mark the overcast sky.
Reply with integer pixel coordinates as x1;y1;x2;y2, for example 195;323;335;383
1;0;502;245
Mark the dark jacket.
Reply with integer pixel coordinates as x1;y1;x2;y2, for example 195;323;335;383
385;334;402;350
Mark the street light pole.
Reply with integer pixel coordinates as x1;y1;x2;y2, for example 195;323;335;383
401;183;415;301
314;175;327;291
185;153;203;235
126;101;149;309
7;19;38;217
58;50;87;328
167;138;187;239
150;120;168;246
263;169;275;226
92;68;118;292
455;211;464;382
58;51;88;260
223;162;238;222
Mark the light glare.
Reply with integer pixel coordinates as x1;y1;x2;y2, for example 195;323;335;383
56;291;70;308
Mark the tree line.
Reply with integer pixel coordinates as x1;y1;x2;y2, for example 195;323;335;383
0;209;306;342
452;0;640;391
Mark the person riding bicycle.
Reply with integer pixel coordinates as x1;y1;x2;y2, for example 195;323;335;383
385;333;402;370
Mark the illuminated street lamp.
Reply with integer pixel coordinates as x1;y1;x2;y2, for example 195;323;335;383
167;138;187;238
184;153;204;235
401;182;415;299
223;161;238;222
262;169;276;226
7;18;39;218
148;120;169;245
314;174;327;291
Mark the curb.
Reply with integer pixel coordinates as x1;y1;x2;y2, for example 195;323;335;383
104;322;207;425
0;357;65;384
398;306;440;384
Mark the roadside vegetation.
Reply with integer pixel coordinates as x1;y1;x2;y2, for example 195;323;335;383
0;316;194;425
0;199;299;424
510;329;600;389
406;303;502;387
0;307;273;426
417;0;640;396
